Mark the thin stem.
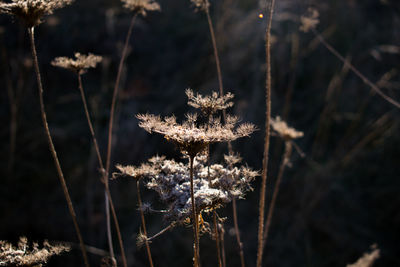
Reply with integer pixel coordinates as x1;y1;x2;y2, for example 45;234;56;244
312;28;400;109
219;221;226;267
146;222;176;242
257;0;275;266
77;74;118;262
232;198;245;267
27;27;90;267
136;180;155;267
213;211;222;267
104;13;137;267
189;156;200;267
262;141;292;250
205;5;243;265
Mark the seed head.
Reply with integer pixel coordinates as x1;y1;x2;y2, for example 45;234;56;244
121;0;160;16
51;52;102;74
271;116;303;141
190;0;209;11
186;88;234;115
0;0;73;27
300;8;319;33
0;237;70;266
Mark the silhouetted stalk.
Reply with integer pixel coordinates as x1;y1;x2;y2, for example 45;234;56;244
77;74;120;264
257;0;275;266
311;28;400;109
104;13;138;267
136;180;155;267
262;141;292;249
232;198;245;267
219;222;226;267
27;27;90;267
189;155;200;267
213;211;222;267
204;4;243;265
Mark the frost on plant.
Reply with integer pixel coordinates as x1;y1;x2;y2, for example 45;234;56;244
116;155;258;222
121;0;160;16
51;53;102;74
0;0;73;27
0;237;70;266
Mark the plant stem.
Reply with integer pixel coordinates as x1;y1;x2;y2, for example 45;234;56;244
104;13;137;267
189;155;200;267
262;141;292;250
312;28;400;109
27;27;90;267
136;180;155;267
205;5;243;265
257;0;275;266
77;74;122;263
213;211;222;267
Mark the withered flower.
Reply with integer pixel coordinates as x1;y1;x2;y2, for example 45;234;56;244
0;0;73;27
271;116;303;141
300;8;319;33
186;88;233;115
121;0;160;16
51;52;102;74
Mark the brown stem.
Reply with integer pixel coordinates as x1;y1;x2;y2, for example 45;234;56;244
189;155;200;267
219;221;226;267
103;13;138;267
262;142;292;250
232;198;245;267
28;27;90;267
257;0;275;266
146;222;176;242
312;28;400;109
213;211;222;267
205;5;243;265
77;74;119;262
136;180;155;267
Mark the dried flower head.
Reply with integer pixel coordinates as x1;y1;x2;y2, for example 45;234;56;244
0;0;73;27
121;0;160;16
346;244;380;267
0;237;70;266
190;0;209;11
51;52;102;74
116;157;257;222
300;8;319;33
114;163;156;179
137;113;255;157
271;116;303;141
186;88;234;115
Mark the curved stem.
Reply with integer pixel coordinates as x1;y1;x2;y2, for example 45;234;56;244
28;27;90;267
257;0;275;266
189;156;200;267
136;180;155;267
262;142;292;250
104;13;138;267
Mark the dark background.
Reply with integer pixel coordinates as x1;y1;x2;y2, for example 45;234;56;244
1;0;400;266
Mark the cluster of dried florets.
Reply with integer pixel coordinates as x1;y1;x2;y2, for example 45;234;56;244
0;0;73;27
0;237;70;266
271;116;303;141
186;89;233;115
299;8;319;33
116;155;258;222
137;113;255;157
121;0;160;16
51;53;102;74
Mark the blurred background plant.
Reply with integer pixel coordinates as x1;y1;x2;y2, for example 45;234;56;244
0;0;399;266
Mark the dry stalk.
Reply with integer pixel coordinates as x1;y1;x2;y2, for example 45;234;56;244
189;155;200;267
257;0;276;266
27;26;90;267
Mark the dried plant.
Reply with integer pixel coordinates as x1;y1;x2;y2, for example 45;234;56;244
186;89;233;116
299;8;319;33
121;0;160;16
346;245;380;267
116;156;258;222
1;1;89;266
190;0;209;12
0;0;73;27
257;0;276;266
0;237;70;266
270;116;304;141
51;53;102;74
